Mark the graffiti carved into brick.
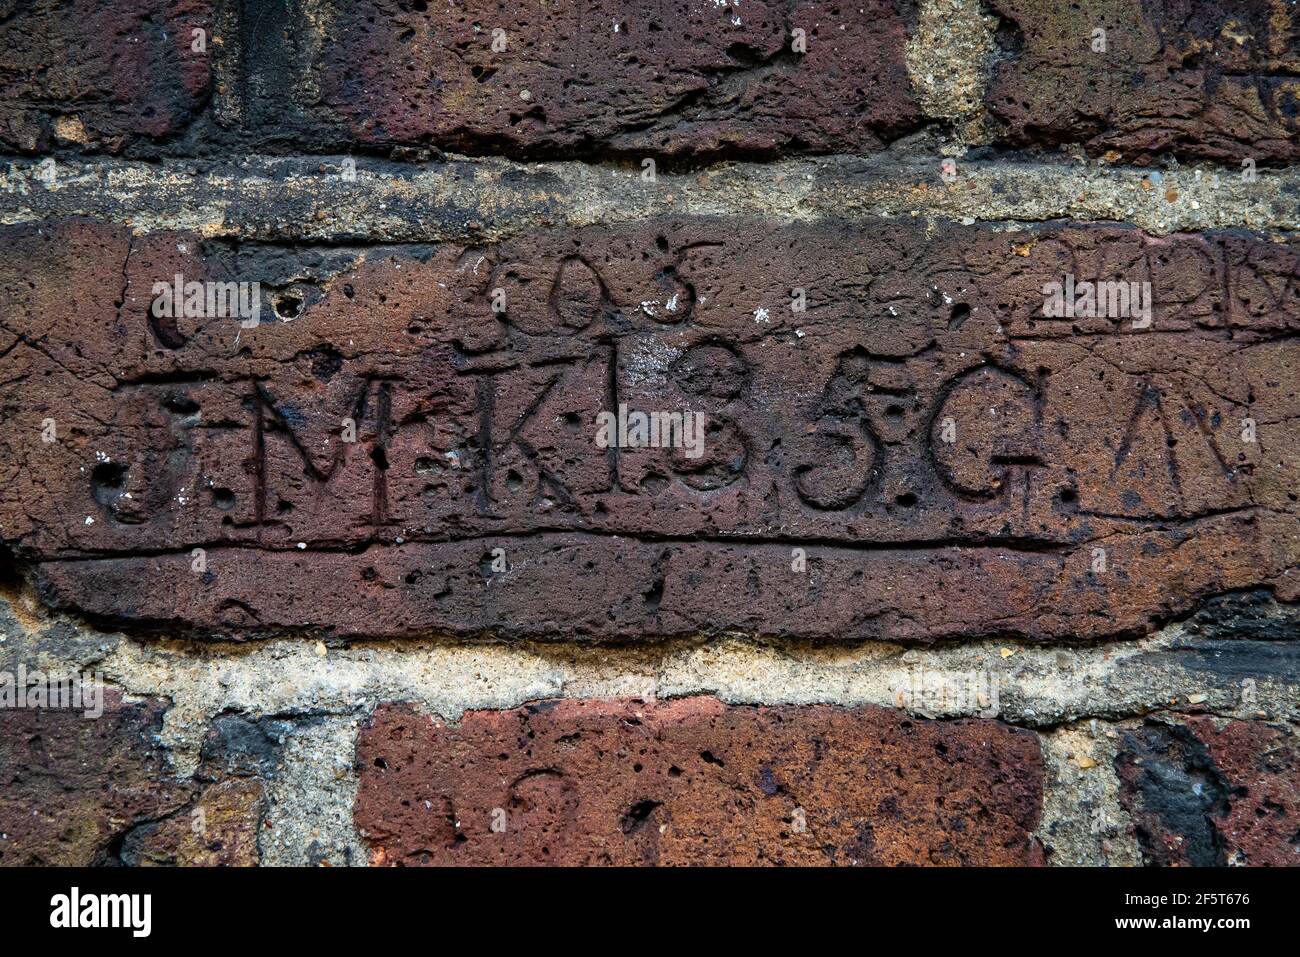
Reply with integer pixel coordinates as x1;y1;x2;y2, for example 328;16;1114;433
2;219;1297;641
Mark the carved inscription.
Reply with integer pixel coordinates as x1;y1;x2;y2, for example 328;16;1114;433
1;219;1297;641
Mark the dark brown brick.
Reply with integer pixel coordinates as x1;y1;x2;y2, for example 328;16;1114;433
0;0;212;153
314;0;922;158
122;777;264;866
118;715;277;866
0;691;192;865
354;698;1046;865
1116;716;1300;866
0;694;272;866
3;218;1297;642
988;0;1300;163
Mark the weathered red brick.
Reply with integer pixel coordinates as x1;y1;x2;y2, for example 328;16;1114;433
354;698;1046;865
315;0;922;158
3;218;1297;642
1116;716;1300;866
0;0;212;153
988;0;1300;163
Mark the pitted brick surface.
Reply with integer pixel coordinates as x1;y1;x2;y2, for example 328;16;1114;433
1116;716;1300;866
3;218;1297;641
0;692;191;865
1;0;1297;875
8;0;1292;164
0;697;273;867
988;0;1300;163
314;0;921;159
354;698;1046;866
0;0;212;153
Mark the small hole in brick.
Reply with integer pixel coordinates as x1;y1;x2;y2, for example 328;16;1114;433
275;294;302;319
0;543;19;596
91;462;126;503
163;393;199;415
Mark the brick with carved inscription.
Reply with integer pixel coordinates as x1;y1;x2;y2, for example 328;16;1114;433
1;218;1297;641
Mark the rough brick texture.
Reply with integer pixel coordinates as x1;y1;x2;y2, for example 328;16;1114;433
315;0;921;159
1116;716;1300;866
0;0;212;153
355;698;1045;865
988;0;1300;163
5;0;1296;163
3;218;1297;642
0;694;268;865
0;0;1297;873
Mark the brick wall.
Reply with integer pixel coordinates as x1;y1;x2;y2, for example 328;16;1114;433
0;0;1297;867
